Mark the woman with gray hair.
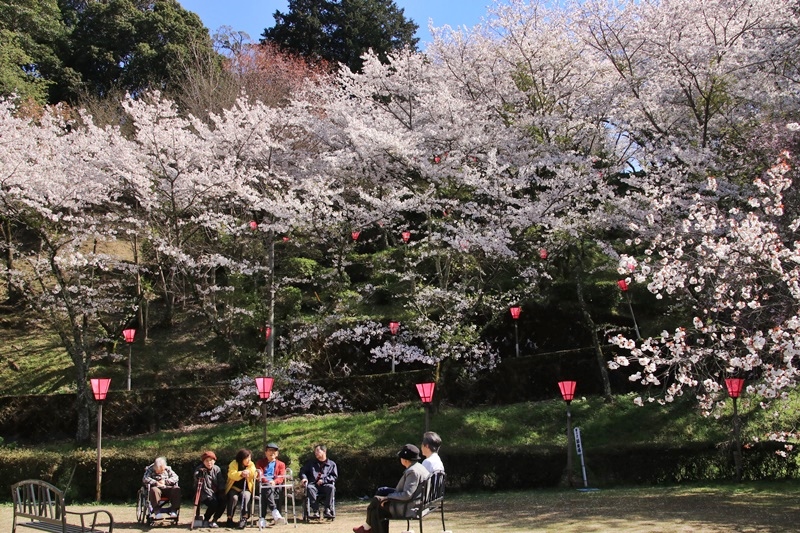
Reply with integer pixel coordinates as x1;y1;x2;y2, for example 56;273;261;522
142;456;181;519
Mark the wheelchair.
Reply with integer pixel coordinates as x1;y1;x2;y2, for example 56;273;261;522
136;485;181;527
302;481;335;522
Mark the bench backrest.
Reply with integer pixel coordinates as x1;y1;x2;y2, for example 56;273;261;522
12;479;67;527
421;470;446;508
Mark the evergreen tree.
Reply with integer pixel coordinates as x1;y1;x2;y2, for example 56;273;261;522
0;0;71;105
262;0;418;72
65;0;215;100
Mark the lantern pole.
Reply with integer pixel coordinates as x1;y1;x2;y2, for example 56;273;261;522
256;377;274;450
389;321;400;373
91;378;111;502
510;307;521;357
558;381;577;487
725;378;745;482
617;280;641;340
416;382;435;433
123;329;135;391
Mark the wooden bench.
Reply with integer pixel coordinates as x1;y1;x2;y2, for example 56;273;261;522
11;479;114;533
387;471;446;533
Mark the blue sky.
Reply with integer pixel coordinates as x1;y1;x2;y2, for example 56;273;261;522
177;0;494;47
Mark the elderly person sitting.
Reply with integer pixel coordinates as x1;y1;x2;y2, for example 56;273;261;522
352;444;429;533
142;456;181;519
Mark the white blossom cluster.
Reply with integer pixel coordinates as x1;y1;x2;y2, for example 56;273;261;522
610;156;800;421
200;365;350;422
1;0;799;442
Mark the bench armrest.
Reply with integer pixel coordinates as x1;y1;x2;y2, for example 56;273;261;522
64;508;114;532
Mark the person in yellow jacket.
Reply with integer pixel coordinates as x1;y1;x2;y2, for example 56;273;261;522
224;448;257;529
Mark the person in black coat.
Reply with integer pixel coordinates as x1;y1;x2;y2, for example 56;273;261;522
193;451;226;527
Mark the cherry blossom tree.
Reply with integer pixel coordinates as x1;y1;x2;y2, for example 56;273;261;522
609;147;800;417
0;100;138;442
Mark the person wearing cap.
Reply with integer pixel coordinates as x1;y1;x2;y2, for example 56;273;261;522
352;444;429;533
421;431;445;473
255;442;287;526
193;451;226;528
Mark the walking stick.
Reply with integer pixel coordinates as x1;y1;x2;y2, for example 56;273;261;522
189;473;204;531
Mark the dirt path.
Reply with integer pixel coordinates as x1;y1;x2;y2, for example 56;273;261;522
4;486;799;532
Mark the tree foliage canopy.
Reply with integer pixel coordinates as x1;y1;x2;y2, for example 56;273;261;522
262;0;419;71
2;0;800;450
0;0;216;105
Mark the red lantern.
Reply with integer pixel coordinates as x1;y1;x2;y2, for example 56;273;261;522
249;221;258;230
416;382;435;403
401;231;411;243
351;231;360;241
122;328;135;343
255;376;274;400
510;306;521;320
282;236;289;242
91;378;112;401
558;380;577;402
725;377;745;398
539;248;548;259
264;326;272;340
389;321;400;335
617;279;629;291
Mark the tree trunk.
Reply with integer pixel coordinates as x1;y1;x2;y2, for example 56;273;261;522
1;218;22;304
574;254;613;402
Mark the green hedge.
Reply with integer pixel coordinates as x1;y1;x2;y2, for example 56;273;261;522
2;442;797;503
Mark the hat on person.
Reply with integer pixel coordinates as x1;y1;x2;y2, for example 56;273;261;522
397;444;421;461
266;442;280;450
201;451;217;461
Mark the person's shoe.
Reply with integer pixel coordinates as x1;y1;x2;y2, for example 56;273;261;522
259;517;268;528
168;511;178;518
238;517;247;529
309;512;320;520
352;526;367;533
153;513;164;520
272;509;284;524
208;521;219;528
201;520;210;528
323;511;335;520
226;518;235;527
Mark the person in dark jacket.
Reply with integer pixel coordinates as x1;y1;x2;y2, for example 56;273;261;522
193;451;226;528
300;444;338;520
352;444;429;533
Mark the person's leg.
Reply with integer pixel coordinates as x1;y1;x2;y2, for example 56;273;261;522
260;486;277;517
364;497;391;533
321;484;335;518
148;486;162;509
306;483;321;517
211;495;226;523
226;492;238;525
166;487;181;511
237;491;251;528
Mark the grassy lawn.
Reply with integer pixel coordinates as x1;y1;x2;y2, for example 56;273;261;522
4;483;799;532
27;397;736;465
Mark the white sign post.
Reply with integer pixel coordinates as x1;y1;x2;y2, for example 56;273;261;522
573;427;600;491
